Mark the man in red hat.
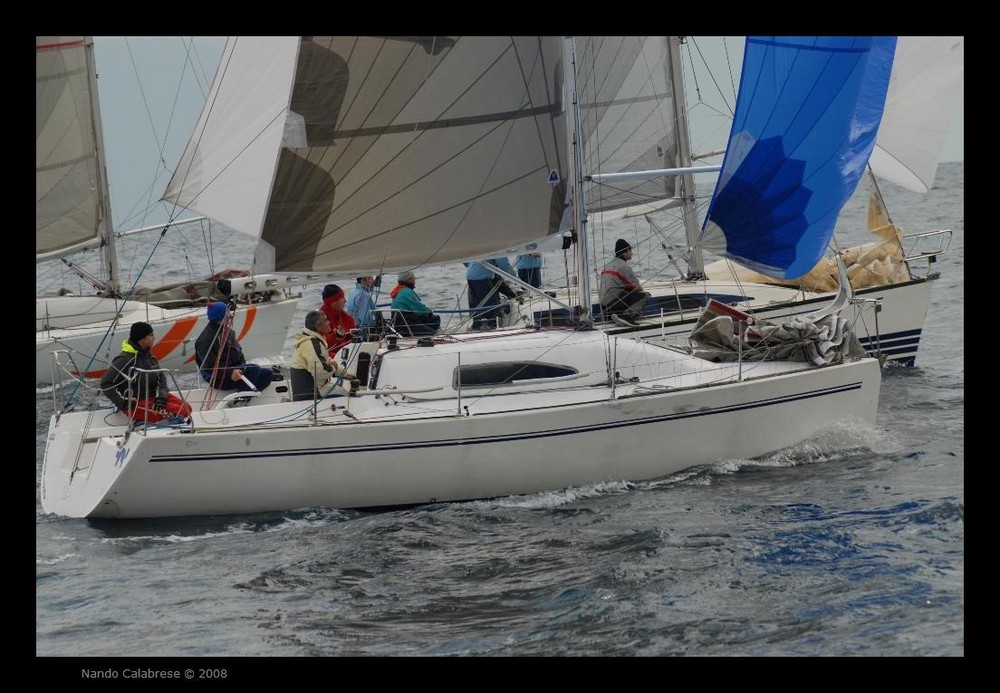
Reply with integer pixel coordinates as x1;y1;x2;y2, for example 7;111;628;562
320;284;357;358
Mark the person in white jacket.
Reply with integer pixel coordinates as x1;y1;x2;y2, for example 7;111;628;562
290;311;337;401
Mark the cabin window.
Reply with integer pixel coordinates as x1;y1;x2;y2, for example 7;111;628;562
454;361;578;388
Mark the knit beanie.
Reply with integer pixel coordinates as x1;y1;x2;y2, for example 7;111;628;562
322;284;344;301
129;321;153;342
207;301;228;322
615;239;632;258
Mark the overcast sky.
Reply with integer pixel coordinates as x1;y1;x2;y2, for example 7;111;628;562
91;36;964;234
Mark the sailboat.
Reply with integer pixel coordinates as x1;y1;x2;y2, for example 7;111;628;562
506;36;962;368
36;36;303;387
41;35;884;520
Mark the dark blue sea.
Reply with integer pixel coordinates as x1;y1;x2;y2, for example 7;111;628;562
35;163;963;662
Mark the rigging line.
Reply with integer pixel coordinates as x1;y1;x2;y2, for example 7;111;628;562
412;35;549;272
182;36;213;101
622;217;677;285
317;36;496;204
516;35;566;219
155;54;193;218
682;36;703;103
580;36;606;286
692;37;738;118
588;179;675;206
322;37;540;269
112;38;198;237
201;219;215;277
310;35;458;177
867;166;893;225
721;37;738;106
120;37;171;233
161;35;248;226
202;308;236;410
60;227;175;408
645;215;689;278
320;37;552;271
687;37;735;120
589;37;679;277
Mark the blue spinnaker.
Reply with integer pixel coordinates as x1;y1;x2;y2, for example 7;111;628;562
701;36;896;280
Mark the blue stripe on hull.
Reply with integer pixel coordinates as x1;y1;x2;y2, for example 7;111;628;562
151;381;865;464
857;328;921;363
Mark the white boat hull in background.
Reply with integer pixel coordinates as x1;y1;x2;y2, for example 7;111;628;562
35;295;301;386
511;276;934;367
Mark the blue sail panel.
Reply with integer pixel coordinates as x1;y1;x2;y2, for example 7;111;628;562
701;36;896;280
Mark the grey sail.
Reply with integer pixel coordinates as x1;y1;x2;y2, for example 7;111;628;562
36;37;113;264
164;36;571;274
576;36;680;216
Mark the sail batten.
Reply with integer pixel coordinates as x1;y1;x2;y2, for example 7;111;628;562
577;36;680;215
701;36;896;280
36;36;109;261
164;36;570;273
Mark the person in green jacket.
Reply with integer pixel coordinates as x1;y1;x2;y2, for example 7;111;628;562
389;270;441;335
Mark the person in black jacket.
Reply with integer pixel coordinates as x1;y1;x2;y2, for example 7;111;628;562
99;321;192;422
195;302;273;392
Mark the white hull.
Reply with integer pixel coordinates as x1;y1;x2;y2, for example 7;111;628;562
41;330;881;519
511;276;934;367
35;295;301;386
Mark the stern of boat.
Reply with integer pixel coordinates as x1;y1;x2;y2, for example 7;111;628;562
40;411;131;519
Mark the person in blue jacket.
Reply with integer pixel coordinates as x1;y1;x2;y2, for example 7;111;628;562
514;253;542;289
345;275;377;332
466;257;517;330
195;301;274;392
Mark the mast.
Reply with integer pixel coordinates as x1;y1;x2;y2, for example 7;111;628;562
567;37;592;326
85;37;120;296
668;36;705;280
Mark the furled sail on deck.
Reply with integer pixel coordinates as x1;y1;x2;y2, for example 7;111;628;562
700;36;896;280
869;36;964;194
576;36;680;216
36;37;111;262
164;36;570;273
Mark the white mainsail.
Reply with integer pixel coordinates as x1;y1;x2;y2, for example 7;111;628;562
36;37;114;269
162;37;300;243
164;36;571;274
